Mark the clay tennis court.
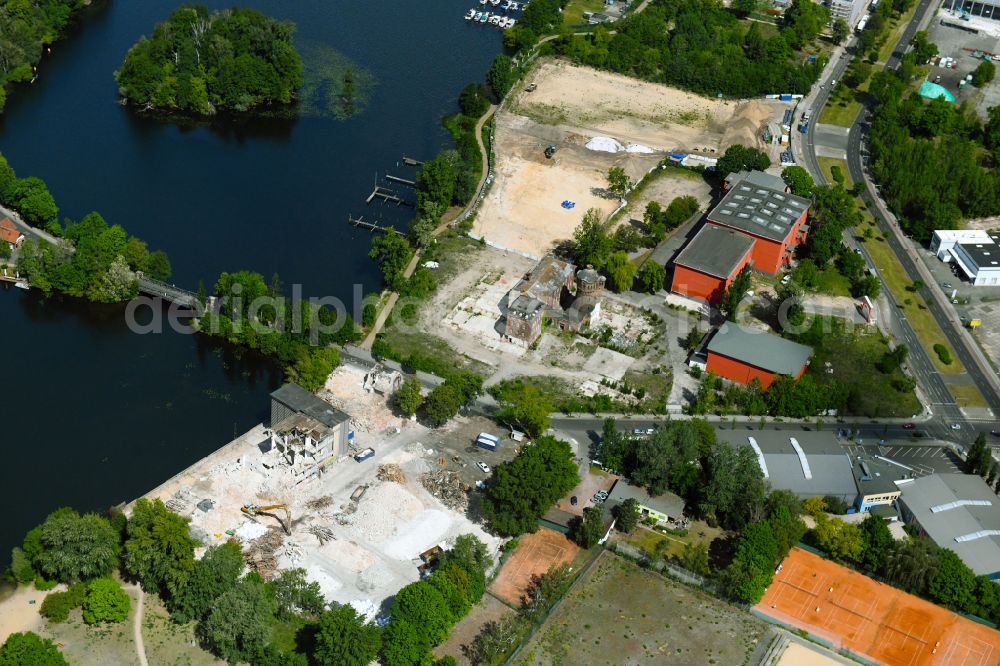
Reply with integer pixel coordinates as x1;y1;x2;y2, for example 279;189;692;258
757;548;1000;666
489;528;580;605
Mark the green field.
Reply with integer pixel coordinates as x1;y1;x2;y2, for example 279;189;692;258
817;156;853;188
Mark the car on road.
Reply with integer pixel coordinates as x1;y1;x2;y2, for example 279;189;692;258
633;428;644;434
646;428;655;435
951;423;962;430
991;430;1000;437
902;423;915;430
942;282;953;289
477;461;491;474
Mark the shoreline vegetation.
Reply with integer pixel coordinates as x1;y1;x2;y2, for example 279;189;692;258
114;5;302;117
0;0;91;114
1;151;172;303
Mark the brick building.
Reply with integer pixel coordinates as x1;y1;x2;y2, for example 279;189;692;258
705;323;811;388
670;224;755;304
503;257;605;346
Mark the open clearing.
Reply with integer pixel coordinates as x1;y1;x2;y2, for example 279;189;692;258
514;550;768;665
757;548;1000;666
473;59;790;258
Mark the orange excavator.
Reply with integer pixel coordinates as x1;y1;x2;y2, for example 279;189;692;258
241;503;291;535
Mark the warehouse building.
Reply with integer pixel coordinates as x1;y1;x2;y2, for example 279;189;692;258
724;429;857;502
898;473;1000;578
705;323;812;388
670;224;755;304
931;229;1000;286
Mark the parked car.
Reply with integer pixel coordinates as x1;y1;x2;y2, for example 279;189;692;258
781;274;792;285
570;496;578;506
354;448;375;463
595;490;609;500
646;428;655;435
902;423;915;430
942;282;953;289
951;423;962;430
991;430;1000;437
477;461;491;474
633;428;644;434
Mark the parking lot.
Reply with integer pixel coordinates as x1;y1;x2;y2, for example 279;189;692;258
926;11;1000;114
844;443;963;474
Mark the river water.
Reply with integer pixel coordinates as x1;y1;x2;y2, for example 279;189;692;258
0;0;500;560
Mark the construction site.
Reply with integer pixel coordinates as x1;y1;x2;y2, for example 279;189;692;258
472;59;794;258
126;363;509;621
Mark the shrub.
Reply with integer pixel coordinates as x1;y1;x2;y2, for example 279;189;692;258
932;343;952;365
82;578;130;624
34;576;58;591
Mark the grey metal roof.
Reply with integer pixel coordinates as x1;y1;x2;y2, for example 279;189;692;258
673;224;755;278
710;180;810;243
725;170;788;192
722;430;857;500
509;294;545;317
852;457;906;496
607;481;685;518
899;474;1000;576
270;383;350;428
706;323;812;376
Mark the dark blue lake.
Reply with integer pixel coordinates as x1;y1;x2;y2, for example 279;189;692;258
0;0;500;560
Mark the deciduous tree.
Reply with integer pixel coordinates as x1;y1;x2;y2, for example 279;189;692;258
82;578;130;624
124;498;198;598
35;509;120;584
199;574;275;664
0;632;68;666
314;604;381;666
169;542;244;623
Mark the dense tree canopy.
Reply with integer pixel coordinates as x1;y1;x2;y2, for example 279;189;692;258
199;574;276;664
33;508;120;584
115;5;302;114
82;578;131;625
124;498;198;599
554;0;825;98
481;436;580;536
0;0;88;113
314;605;381;666
0;632;68;666
168;542;244;623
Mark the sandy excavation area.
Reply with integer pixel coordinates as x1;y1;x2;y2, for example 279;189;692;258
473;59;791;258
127;364;502;621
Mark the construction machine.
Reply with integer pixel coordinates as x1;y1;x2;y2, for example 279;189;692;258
241;503;292;535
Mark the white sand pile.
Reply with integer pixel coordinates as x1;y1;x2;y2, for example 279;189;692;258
625;143;656;153
349;599;380;622
234;521;268;542
305;564;343;600
382;509;452;560
585;136;623;152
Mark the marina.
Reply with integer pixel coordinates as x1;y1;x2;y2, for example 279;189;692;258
464;0;523;28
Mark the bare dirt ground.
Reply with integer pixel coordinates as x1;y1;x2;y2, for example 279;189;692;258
473;58;791;259
435;593;516;665
489;528;582;606
0;583;57;643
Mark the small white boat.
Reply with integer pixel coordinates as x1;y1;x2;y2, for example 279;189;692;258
465;9;476;19
479;0;487;5
13;281;29;290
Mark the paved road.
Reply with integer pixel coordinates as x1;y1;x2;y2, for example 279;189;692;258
844;0;1000;418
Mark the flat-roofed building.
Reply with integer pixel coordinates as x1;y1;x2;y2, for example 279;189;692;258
852;457;906;511
606;480;686;523
898;473;1000;577
707;178;810;274
705;323;812;388
670;224;755;304
931;229;1000;285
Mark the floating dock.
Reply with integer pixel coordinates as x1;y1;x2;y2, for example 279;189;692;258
385;174;416;187
402;156;423;167
365;186;413;207
349;215;391;232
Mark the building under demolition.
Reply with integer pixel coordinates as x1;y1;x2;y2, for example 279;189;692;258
503;256;606;346
265;383;353;477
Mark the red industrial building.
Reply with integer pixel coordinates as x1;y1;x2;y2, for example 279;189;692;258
705;323;812;388
706;176;810;275
670;224;755;304
670;171;810;304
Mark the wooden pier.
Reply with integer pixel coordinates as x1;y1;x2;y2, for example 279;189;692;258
365;185;413;207
385;174;416;187
402;156;424;167
349;215;391;232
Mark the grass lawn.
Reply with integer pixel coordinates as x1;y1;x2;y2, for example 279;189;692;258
856;218;965;375
813;267;853;297
817;156;852;188
618;520;724;563
622;368;673;406
947;382;989;409
819;89;864;127
381;327;493;378
562;0;606;26
141;593;220;666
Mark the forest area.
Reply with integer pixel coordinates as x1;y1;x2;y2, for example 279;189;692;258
549;0;829;97
0;0;88;111
869;66;1000;240
115;5;302;115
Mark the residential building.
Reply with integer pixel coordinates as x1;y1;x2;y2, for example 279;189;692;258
670;224;755;304
724;429;857;502
705;323;812;388
267;383;352;475
898;473;1000;578
706;178;810;275
503;257;605;346
930;230;1000;285
852;457;906;511
606;480;685;523
827;0;868;28
0;218;24;249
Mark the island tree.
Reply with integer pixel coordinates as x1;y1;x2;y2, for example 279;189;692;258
115;6;303;115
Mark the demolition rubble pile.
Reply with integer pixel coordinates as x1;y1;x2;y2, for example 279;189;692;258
420;470;472;512
377;464;406;484
322;365;399;434
244;527;284;579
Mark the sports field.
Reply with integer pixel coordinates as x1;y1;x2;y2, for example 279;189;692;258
757;548;1000;666
489;528;580;605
